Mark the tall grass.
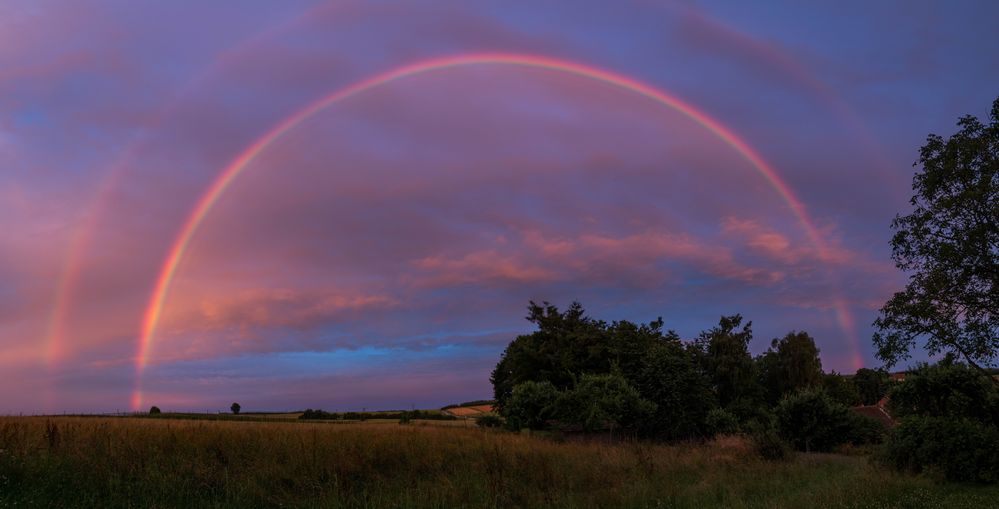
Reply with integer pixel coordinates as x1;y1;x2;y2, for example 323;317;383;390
0;417;995;508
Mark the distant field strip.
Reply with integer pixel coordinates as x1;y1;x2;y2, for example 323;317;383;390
444;404;496;418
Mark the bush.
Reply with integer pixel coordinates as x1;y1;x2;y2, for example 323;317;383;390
843;412;887;446
148;406;161;415
879;416;999;483
776;387;853;452
752;427;792;461
475;414;504;428
887;362;999;425
705;408;740;436
552;373;656;433
503;381;560;431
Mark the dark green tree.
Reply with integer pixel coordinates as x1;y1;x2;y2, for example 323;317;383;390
490;301;664;410
149;406;161;415
230;402;241;415
874;97;999;380
491;301;609;410
758;331;824;404
853;368;889;406
634;339;715;439
694;315;756;408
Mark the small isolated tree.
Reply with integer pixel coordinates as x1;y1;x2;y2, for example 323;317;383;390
149;406;161;415
874;97;999;380
230;402;241;415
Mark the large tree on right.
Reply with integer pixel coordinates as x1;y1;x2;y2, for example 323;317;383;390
874;97;998;379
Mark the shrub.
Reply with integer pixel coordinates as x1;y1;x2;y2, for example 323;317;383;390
705;408;740;436
879;416;999;483
503;380;560;431
148;406;161;415
776;387;853;452
752;427;792;461
552;373;656;433
843;412;887;446
475;414;504;428
887;362;999;425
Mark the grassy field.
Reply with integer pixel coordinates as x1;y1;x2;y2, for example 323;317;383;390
0;416;995;508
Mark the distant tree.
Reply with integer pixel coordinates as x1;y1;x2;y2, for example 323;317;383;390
853;368;889;406
758;331;824;404
694;315;756;409
230;402;241;415
874;97;999;381
149;406;161;415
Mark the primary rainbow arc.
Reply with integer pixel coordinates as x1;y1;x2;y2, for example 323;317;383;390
131;52;858;410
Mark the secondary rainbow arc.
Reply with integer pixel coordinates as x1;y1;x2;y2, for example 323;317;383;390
131;52;859;410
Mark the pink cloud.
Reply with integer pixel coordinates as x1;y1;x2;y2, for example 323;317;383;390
166;289;399;333
411;229;784;290
721;217;859;265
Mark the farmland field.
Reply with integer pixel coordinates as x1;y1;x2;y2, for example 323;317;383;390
444;404;497;418
1;416;996;508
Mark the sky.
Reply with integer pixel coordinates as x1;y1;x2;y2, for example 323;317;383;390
2;0;998;414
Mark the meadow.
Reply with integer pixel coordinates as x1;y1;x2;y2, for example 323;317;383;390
1;416;996;508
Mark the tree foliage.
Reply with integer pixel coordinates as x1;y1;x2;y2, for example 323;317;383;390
693;315;756;409
491;301;880;448
887;361;999;424
821;371;861;407
552;373;656;433
230;402;241;415
853;368;889;406
634;340;715;440
874;97;999;376
758;331;824;404
775;387;882;452
503;380;560;431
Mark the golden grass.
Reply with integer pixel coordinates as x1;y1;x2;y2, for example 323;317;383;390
1;416;996;508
